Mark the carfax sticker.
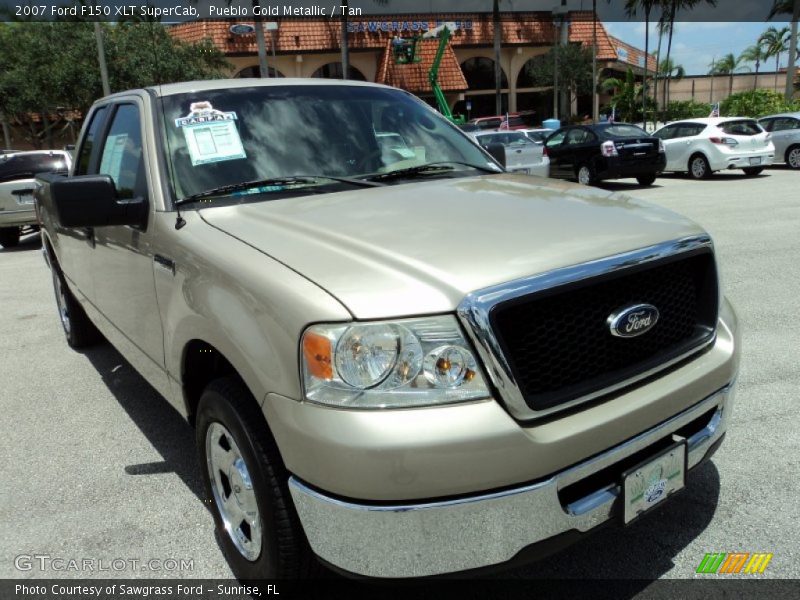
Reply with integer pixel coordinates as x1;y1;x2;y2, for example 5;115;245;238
175;101;246;166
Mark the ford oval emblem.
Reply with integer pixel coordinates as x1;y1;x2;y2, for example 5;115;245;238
607;303;659;338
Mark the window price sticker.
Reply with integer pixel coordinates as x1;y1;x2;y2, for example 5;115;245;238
175;101;246;166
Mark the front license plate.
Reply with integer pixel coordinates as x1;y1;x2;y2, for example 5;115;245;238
749;157;761;165
16;194;34;205
511;168;531;174
622;441;686;524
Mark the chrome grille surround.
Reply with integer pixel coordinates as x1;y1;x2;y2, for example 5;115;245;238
456;235;717;421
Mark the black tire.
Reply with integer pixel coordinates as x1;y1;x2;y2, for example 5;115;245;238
688;154;711;180
0;227;20;248
636;174;657;186
743;167;764;177
784;145;800;169
50;264;101;348
196;377;319;579
576;163;598;186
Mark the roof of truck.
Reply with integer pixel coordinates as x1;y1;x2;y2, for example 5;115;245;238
140;78;391;98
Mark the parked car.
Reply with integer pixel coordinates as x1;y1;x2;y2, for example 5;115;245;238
468;116;503;131
468;113;530;132
473;130;549;177
521;128;551;143
758;112;800;169
35;79;738;579
544;123;666;186
653;117;774;179
0;150;71;248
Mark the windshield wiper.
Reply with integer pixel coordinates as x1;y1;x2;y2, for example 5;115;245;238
363;161;502;183
175;175;383;206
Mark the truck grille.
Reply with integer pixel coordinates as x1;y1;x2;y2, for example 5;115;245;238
489;250;718;412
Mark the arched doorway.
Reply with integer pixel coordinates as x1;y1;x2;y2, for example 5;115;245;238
235;65;285;78
461;57;508;90
515;56;552;123
311;62;367;81
459;57;509;118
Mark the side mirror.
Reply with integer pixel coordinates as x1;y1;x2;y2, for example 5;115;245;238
37;173;147;229
485;142;506;168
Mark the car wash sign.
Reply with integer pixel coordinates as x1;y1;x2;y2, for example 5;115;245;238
347;20;473;33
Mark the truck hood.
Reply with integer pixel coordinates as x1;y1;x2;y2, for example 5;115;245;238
199;174;706;319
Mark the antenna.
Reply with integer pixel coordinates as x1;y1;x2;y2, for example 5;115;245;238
149;19;185;230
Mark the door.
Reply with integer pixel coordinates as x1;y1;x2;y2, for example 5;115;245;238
54;105;110;299
89;102;165;368
656;123;703;171
544;129;568;178
560;127;595;178
770;117;800;158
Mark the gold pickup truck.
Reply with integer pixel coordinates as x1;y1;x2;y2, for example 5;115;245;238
35;79;739;579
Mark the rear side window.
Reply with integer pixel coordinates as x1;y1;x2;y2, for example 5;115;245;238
774;117;800;131
719;120;762;136
676;123;706;138
759;118;775;132
546;130;566;147
477;118;502;130
599;124;648;139
75;106;108;176
0;153;69;182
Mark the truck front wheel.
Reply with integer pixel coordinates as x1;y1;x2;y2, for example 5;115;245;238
196;377;318;579
0;227;20;248
50;266;101;348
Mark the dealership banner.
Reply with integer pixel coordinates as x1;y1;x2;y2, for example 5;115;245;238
0;0;791;22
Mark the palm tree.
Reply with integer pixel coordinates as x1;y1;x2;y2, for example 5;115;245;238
768;0;799;100
660;0;717;122
740;44;770;89
658;58;685;108
493;0;502;115
759;26;791;91
601;68;645;122
622;1;661;128
710;53;751;96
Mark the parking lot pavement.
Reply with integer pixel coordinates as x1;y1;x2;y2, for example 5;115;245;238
1;167;798;585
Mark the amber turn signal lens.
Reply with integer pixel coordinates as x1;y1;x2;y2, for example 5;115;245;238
303;331;333;380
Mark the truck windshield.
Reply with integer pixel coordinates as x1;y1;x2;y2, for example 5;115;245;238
160;84;495;203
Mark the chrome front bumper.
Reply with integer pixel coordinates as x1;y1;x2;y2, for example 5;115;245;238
289;383;734;578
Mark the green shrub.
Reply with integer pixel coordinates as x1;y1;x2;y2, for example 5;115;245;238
719;89;800;118
665;100;713;121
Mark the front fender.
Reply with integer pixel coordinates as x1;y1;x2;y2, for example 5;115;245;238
154;212;351;415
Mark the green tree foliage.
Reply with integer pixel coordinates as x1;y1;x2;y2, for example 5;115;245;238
0;22;229;147
719;89;800;118
709;52;751;96
601;68;657;123
664;99;713;120
524;44;594;117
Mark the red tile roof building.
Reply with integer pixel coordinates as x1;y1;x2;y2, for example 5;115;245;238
169;12;654;117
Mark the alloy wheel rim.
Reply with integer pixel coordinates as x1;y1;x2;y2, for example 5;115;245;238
691;158;705;178
789;149;800;169
206;422;262;561
578;167;591;185
53;272;71;335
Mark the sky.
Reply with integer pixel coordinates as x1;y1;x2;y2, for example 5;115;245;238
604;21;796;77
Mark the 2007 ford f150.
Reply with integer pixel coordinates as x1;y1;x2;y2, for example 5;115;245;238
35;79;739;579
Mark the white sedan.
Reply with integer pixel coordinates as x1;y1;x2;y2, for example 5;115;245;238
653;117;774;179
471;131;550;177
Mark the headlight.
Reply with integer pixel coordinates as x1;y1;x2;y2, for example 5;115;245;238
658;138;666;153
301;316;490;409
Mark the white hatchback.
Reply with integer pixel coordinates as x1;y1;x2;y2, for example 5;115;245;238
653;117;774;179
